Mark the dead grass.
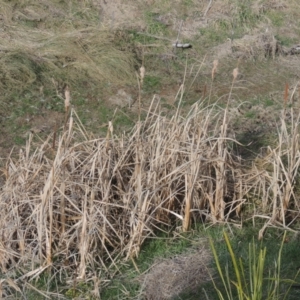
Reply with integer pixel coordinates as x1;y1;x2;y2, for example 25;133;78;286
254;109;300;239
139;242;212;300
231;32;280;60
0;99;249;296
0;94;300;297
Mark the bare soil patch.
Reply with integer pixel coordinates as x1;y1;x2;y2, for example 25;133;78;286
139;243;212;299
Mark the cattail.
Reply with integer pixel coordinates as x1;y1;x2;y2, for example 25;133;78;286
64;85;71;112
140;65;145;86
284;83;289;107
211;59;218;80
108;121;113;135
232;68;239;82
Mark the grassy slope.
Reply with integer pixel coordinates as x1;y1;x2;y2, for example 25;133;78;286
1;0;300;299
2;0;300;157
0;0;138;156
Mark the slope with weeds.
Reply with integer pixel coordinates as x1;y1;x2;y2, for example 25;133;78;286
0;0;138;155
2;0;300;157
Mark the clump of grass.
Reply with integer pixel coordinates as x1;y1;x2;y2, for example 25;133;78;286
210;231;299;300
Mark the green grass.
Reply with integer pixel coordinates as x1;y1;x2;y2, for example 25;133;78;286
267;11;285;27
13;135;27;145
275;35;297;47
244;110;257;119
143;74;163;93
145;11;169;36
234;0;263;26
199;27;230;47
210;230;300;300
263;97;275;107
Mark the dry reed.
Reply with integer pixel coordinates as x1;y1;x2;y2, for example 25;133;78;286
1;99;300;296
255;108;300;238
0;100;248;295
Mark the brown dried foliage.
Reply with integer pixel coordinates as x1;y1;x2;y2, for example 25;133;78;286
0;102;245;279
140;243;212;300
0;101;300;295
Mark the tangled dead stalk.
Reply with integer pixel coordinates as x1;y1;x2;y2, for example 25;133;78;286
0;102;299;296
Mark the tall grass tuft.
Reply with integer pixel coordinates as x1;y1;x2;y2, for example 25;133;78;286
210;231;297;300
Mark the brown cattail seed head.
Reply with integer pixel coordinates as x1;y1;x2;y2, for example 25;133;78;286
64;85;71;112
140;65;145;85
232;68;239;82
211;59;218;80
